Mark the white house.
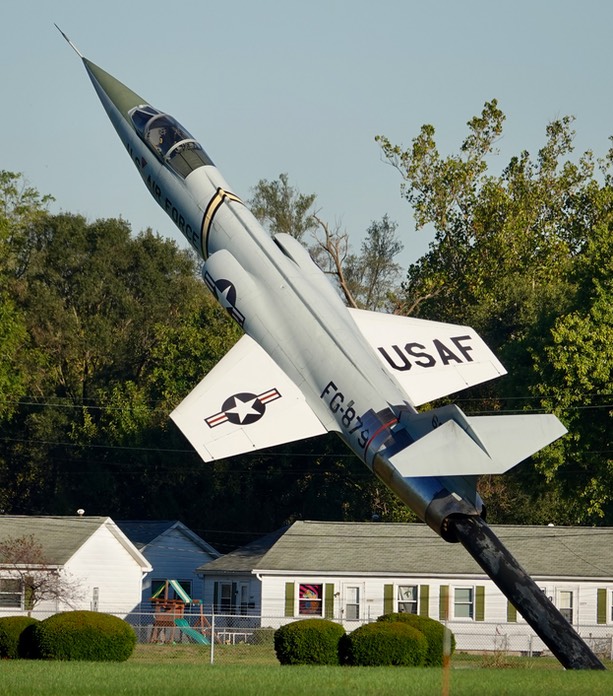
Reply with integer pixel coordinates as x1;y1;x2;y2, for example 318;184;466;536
197;521;613;653
116;520;220;604
0;516;151;617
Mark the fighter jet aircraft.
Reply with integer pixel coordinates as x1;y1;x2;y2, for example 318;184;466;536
55;26;565;542
58;27;607;670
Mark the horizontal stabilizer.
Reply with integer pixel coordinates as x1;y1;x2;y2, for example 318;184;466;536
389;413;567;477
171;335;327;461
349;308;507;406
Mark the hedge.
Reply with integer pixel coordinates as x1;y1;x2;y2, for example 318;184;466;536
342;620;428;666
274;618;345;665
377;612;456;666
0;616;39;659
30;611;136;661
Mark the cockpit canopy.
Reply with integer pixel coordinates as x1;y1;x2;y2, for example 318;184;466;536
129;105;214;177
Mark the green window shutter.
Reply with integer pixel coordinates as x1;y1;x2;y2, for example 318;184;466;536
507;600;517;623
439;585;449;621
475;586;485;622
213;582;219;611
419;585;430;617
324;584;335;619
597;588;607;625
383;584;394;615
284;582;295;617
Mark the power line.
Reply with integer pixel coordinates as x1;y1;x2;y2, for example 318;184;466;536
2;391;612;412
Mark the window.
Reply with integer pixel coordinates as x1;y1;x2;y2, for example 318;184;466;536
0;579;22;608
299;584;323;616
398;585;418;614
454;587;474;619
345;586;360;620
558;590;573;623
129;106;213;177
217;582;233;613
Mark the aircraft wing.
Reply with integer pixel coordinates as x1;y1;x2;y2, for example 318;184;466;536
349;308;507;406
170;334;327;462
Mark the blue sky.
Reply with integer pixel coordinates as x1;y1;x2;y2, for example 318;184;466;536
4;1;613;266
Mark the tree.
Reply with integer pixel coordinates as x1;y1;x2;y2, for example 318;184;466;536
376;102;613;524
343;215;403;311
0;211;240;518
0;171;53;422
250;174;403;309
0;535;82;614
375;102;583;333
528;222;613;522
248;172;318;241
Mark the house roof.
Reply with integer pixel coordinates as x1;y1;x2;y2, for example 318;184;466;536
198;521;613;579
116;520;220;557
0;516;150;569
197;526;289;574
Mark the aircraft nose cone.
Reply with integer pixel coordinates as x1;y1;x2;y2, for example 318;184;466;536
83;58;147;121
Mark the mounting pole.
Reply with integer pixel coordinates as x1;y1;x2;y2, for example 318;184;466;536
451;515;605;670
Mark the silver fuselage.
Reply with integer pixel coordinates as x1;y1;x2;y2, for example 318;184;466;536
84;58;482;539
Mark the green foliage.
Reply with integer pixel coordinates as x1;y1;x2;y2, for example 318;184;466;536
0;293;28;420
30;611;136;661
0;170;51;423
342;620;427;667
377;103;613;524
248;172;317;241
0;616;39;659
0;206;240;522
343;215;403;311
274;618;345;665
377;612;455;666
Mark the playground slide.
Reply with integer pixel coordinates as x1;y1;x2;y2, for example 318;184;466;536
174;618;211;645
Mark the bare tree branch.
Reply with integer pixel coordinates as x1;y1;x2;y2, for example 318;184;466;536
311;215;358;308
0;535;83;614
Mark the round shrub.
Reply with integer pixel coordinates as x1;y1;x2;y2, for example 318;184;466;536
30;611;136;661
342;621;427;667
0;616;39;659
274;618;345;665
377;613;456;666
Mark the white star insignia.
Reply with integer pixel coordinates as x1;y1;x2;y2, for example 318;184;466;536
226;396;261;423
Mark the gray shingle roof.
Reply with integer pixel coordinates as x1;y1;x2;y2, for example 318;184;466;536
116;520;220;557
199;521;613;579
0;516;110;565
197;527;288;574
115;520;179;549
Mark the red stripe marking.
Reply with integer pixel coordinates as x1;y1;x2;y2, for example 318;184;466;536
365;417;399;456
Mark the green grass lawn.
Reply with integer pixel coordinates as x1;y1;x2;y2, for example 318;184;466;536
1;645;611;696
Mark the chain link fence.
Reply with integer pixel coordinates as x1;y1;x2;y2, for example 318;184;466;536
121;608;613;664
122;610;278;664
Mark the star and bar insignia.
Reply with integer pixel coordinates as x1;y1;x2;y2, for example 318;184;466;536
205;388;282;428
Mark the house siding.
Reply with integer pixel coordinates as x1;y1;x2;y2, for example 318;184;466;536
203;575;262;616
140;527;217;603
67;524;146;615
197;522;613;650
239;575;613;634
0;518;150;619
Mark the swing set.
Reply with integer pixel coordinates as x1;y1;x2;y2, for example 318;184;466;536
149;579;211;644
